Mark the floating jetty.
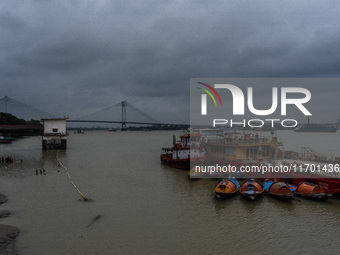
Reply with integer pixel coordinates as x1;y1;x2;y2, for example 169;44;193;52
162;128;340;198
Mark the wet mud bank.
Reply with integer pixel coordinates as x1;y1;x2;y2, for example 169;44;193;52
0;192;19;255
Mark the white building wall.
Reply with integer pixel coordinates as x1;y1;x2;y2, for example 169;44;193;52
42;118;67;150
43;119;67;134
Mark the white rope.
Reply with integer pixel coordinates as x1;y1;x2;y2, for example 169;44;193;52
56;150;88;201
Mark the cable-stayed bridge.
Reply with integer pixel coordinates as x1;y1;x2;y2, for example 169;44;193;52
68;100;165;130
0;96;55;120
0;96;188;130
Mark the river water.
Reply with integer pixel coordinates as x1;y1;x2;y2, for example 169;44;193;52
0;130;340;255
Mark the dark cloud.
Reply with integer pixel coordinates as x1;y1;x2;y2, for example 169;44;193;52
1;0;340;123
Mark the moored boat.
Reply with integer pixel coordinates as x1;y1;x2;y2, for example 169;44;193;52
276;175;340;196
201;129;286;172
264;179;293;201
0;134;13;144
295;182;328;201
287;182;297;193
294;124;337;132
188;166;206;179
239;179;264;201
214;178;240;199
160;129;207;170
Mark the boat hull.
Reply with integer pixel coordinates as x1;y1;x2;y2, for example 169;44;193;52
264;179;294;201
294;128;336;132
239;179;264;201
294;124;337;132
0;139;12;144
295;182;328;201
160;154;190;170
240;194;262;201
274;174;340;196
214;178;240;199
160;151;207;170
215;192;238;199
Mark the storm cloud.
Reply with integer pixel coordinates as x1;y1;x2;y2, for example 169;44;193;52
1;0;340;123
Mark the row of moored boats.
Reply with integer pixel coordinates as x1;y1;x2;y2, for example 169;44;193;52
214;178;330;201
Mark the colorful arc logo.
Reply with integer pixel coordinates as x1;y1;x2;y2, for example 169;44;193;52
196;82;222;115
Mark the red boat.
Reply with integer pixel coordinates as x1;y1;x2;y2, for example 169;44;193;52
297;177;340;196
275;174;340;196
294;182;328;201
239;179;265;201
160;130;207;170
264;179;293;201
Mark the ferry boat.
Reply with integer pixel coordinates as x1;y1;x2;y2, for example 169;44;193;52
160;129;207;170
74;129;85;134
202;129;286;168
294;124;337;132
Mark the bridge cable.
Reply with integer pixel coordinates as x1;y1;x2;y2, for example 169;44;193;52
0;95;55;118
125;101;160;124
78;103;117;120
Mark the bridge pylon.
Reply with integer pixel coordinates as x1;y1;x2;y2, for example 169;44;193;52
121;100;127;130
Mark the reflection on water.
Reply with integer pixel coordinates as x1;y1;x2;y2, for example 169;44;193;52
0;130;339;255
267;196;296;212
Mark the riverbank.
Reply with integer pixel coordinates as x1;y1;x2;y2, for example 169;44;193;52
0;192;19;255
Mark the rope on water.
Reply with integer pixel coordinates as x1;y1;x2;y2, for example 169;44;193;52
56;150;88;201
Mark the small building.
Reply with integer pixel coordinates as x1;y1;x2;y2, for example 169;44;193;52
42;118;67;150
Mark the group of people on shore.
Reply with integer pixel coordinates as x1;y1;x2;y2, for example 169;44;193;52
0;156;14;164
36;169;46;175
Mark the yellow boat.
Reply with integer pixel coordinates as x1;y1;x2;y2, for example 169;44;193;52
214;178;240;199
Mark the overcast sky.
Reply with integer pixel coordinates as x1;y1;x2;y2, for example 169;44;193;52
1;0;340;123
